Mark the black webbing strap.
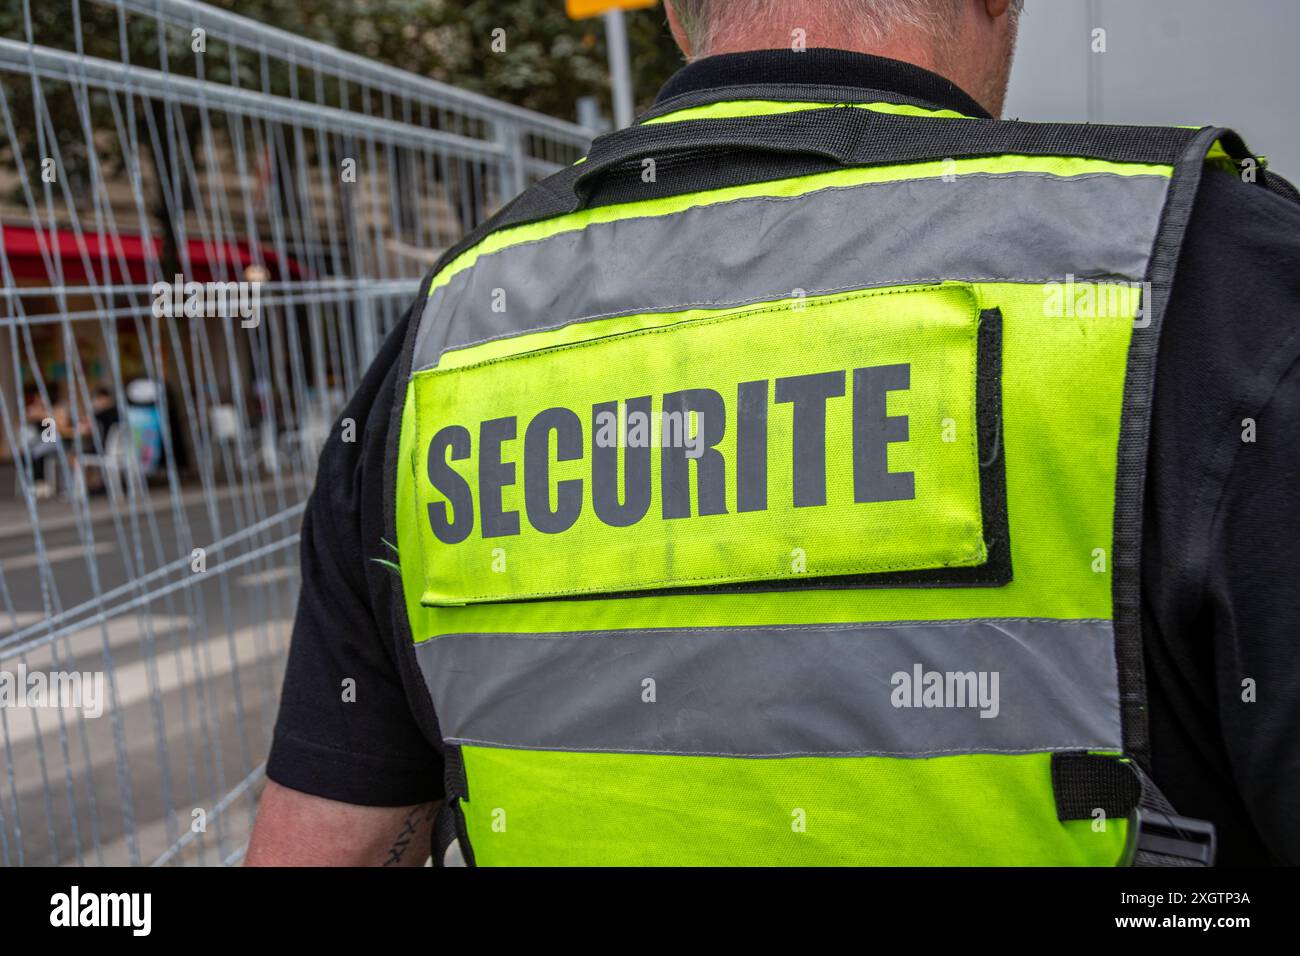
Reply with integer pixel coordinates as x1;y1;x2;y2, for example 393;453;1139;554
443;742;470;803
432;804;461;867
432;745;474;867
1128;763;1217;867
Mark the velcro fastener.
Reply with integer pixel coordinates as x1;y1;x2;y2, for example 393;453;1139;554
1051;751;1141;821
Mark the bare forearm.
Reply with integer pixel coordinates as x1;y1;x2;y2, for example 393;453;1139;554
246;780;440;866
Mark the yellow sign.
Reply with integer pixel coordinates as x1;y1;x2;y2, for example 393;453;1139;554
566;0;659;19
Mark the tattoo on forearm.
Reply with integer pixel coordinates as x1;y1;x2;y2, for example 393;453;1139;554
383;803;437;866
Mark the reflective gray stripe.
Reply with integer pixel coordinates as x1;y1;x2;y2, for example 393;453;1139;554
414;171;1169;369
414;618;1122;757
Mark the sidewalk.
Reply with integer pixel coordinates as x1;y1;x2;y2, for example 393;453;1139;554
0;461;312;541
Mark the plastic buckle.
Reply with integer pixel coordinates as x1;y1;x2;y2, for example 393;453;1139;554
1134;808;1217;866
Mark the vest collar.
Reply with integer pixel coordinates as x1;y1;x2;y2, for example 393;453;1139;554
654;48;992;119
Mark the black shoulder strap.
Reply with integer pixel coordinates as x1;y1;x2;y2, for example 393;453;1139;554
1109;126;1222;781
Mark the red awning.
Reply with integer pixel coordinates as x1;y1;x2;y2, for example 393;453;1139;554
1;223;307;285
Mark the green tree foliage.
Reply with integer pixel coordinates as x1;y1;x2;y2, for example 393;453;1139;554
290;0;683;120
5;0;681;117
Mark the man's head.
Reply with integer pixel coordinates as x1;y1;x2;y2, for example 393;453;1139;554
664;0;1023;117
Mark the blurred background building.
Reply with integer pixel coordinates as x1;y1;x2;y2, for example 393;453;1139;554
1007;0;1300;178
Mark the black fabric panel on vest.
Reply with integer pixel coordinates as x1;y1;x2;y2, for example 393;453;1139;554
1051;752;1142;821
1111;126;1224;777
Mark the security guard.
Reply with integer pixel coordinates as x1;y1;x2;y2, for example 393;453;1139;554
249;0;1300;866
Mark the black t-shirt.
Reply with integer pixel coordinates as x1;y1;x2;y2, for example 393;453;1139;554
266;50;1300;867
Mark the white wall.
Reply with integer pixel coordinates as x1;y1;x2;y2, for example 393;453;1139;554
1004;0;1300;179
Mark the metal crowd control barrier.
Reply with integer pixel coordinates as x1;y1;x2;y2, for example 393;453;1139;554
0;0;590;865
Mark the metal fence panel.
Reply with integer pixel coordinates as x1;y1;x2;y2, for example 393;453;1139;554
0;0;590;866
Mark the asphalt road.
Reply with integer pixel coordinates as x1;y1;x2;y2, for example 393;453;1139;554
0;476;308;866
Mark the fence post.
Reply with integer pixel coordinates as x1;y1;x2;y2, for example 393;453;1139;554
495;118;528;204
355;290;378;368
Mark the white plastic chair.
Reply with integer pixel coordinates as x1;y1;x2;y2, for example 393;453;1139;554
210;404;251;478
78;424;138;500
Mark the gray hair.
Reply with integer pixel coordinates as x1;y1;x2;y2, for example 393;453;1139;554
668;0;1004;58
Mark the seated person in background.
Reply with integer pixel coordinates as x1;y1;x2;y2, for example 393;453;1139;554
37;385;122;497
22;386;60;497
89;387;120;447
75;387;122;494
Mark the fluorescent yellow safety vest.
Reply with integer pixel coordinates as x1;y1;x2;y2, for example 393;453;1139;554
389;93;1277;866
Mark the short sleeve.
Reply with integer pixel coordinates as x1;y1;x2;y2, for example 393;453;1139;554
266;301;444;807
